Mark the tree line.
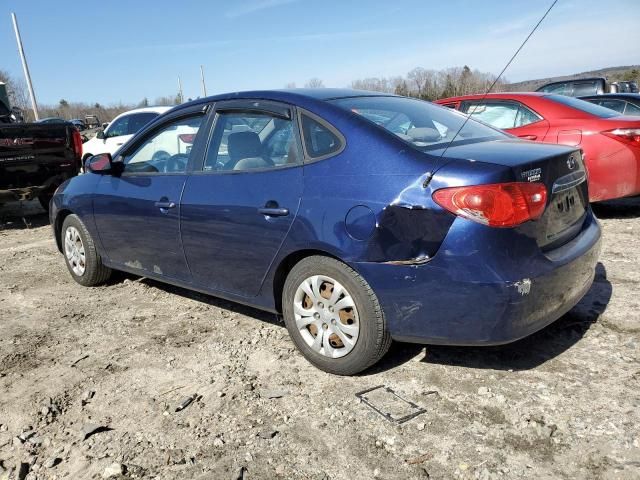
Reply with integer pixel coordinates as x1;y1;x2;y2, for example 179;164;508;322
3;65;639;124
1;69;180;124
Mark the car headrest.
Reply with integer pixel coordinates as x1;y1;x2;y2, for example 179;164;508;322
228;131;262;161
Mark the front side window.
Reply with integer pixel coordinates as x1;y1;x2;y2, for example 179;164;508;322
126;112;159;134
105;115;129;138
591;99;626;114
204;111;301;171
331;96;506;151
122;115;203;174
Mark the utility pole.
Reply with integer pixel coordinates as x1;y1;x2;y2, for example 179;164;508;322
177;76;183;104
11;12;39;120
200;65;207;97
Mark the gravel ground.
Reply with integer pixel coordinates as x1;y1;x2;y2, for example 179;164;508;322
0;199;638;480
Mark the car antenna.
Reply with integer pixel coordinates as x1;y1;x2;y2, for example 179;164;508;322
423;0;559;188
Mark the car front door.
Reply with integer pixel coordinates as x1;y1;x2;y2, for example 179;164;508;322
461;100;550;141
180;100;304;298
92;107;207;282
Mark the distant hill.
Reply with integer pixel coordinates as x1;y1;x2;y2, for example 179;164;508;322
505;65;640;92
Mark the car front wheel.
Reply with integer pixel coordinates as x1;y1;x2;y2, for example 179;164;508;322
61;214;112;286
282;256;391;375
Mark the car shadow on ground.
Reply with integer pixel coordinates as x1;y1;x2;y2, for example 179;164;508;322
113;271;281;327
123;262;612;375
592;196;640;219
0;200;49;230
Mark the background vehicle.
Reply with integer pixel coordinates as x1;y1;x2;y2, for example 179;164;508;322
614;81;639;93
51;90;600;375
1;122;83;210
82;106;170;162
536;77;639;97
70;119;86;131
436;92;640;201
0;98;11;124
579;93;640;116
84;115;101;129
36;117;68;124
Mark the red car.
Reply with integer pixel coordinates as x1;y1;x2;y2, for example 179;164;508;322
435;93;640;201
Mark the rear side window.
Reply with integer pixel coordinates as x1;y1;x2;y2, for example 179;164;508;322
548;94;619;118
300;113;343;159
461;101;541;129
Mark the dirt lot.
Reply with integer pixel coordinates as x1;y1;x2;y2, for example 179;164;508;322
0;199;639;480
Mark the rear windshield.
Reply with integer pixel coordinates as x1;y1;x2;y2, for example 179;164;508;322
329;96;507;151
547;94;619;118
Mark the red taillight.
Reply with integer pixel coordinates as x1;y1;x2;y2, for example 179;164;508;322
432;182;547;227
72;129;83;159
178;134;196;144
603;128;640;145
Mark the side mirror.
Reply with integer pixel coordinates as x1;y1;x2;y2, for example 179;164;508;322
85;153;113;174
96;129;105;139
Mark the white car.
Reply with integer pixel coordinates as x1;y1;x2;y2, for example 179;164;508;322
82;106;171;161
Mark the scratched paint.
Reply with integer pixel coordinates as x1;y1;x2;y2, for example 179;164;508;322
513;278;532;296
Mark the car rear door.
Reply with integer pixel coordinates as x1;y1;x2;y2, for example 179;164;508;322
461;100;550;141
180;100;303;297
92;106;207;282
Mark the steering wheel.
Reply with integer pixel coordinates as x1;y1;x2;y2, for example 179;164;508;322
165;153;189;173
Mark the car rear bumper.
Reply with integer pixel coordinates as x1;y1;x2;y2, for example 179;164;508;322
353;213;602;346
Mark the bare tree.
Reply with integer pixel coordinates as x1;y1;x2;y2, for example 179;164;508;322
350;65;507;100
284;82;297;89
304;78;325;88
0;69;29;113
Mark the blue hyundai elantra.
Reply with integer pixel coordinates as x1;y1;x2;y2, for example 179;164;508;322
50;89;601;375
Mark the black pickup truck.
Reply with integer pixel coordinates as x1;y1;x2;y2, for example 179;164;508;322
0;117;83;211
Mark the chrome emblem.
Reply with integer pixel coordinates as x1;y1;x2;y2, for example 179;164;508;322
566;154;577;170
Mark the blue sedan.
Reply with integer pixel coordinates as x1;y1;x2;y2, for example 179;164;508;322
50;89;601;375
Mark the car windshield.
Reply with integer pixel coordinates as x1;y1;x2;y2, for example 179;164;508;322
330;96;507;150
547;94;619;118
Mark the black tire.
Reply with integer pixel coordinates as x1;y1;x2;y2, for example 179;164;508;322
38;194;52;212
282;256;391;375
61;214;112;286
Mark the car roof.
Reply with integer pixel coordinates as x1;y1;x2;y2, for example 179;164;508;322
109;106;172;122
168;88;397;114
579;93;640;100
436;92;549;102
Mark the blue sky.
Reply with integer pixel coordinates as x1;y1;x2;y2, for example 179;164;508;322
1;0;638;105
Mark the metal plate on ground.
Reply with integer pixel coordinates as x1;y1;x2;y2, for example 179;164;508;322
355;385;427;424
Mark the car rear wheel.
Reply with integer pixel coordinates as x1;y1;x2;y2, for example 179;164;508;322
61;214;112;286
282;256;391;375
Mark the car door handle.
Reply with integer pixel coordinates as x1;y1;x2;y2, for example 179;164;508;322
155;201;176;209
519;134;537;140
116;142;123;146
258;207;289;217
